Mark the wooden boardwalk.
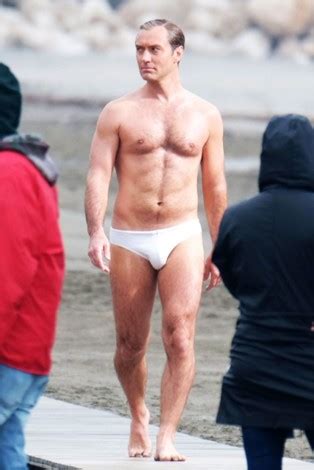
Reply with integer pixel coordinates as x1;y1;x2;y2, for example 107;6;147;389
26;397;313;470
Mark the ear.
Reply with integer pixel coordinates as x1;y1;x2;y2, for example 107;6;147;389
174;45;184;64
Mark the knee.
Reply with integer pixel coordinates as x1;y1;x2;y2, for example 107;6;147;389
0;410;9;427
0;399;17;427
163;325;194;360
115;336;147;365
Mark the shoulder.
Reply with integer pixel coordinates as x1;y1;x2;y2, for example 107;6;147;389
204;102;223;134
102;90;141;112
186;91;222;119
97;99;124;123
97;92;139;130
187;92;223;139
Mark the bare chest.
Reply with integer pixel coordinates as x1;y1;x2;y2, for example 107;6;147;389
119;106;209;157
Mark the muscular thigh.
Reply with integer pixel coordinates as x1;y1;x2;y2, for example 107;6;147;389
158;233;204;331
110;245;158;344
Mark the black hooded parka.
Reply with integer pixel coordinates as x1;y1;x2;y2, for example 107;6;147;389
213;114;314;429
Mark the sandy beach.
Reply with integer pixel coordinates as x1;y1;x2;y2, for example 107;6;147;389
9;49;314;462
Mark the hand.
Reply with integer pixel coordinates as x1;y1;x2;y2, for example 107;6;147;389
88;229;111;273
203;255;221;291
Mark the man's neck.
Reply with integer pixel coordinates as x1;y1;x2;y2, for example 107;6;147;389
144;73;184;102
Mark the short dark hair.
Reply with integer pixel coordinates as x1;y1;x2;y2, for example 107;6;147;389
139;19;185;51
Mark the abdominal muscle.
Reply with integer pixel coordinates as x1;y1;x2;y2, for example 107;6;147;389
111;149;201;230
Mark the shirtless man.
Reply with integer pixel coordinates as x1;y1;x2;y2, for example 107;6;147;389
85;19;227;462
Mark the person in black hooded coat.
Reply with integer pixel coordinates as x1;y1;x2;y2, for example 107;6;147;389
212;114;314;470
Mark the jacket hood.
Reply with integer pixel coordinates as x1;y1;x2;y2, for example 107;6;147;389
0;134;59;185
0;63;22;138
258;114;314;192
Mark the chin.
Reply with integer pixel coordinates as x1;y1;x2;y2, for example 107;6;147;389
140;69;157;78
141;71;153;78
142;73;158;82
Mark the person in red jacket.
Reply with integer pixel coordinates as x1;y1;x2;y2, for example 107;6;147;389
0;63;65;470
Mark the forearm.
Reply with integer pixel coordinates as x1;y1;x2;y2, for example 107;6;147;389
85;170;110;236
203;183;227;244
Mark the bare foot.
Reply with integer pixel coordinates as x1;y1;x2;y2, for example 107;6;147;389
154;434;186;462
128;408;151;458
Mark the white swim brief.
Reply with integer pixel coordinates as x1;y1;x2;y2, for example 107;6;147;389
109;219;202;270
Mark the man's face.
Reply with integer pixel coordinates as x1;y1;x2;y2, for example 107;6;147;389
135;26;183;82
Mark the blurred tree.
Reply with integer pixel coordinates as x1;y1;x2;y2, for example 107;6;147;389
0;0;20;6
107;0;125;9
0;0;125;9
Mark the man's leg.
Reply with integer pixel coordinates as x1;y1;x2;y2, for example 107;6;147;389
0;365;33;470
242;427;290;470
0;413;27;470
155;233;204;461
0;365;47;470
110;245;158;457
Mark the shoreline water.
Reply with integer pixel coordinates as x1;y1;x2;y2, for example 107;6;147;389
2;47;314;121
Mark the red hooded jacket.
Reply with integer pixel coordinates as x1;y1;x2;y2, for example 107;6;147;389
0;150;65;375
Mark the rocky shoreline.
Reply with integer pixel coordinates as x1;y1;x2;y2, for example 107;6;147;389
1;0;314;63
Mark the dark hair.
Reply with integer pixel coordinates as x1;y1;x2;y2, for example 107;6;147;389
139;19;185;51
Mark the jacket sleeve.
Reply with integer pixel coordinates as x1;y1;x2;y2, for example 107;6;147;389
212;209;239;299
0;167;43;345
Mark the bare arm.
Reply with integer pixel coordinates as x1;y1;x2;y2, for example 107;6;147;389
201;107;227;289
201;107;227;243
85;103;120;272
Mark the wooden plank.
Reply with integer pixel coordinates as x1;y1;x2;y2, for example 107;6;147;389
26;397;314;470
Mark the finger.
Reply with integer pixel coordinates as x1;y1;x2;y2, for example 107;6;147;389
212;273;220;288
214;272;222;287
203;259;211;281
212;271;218;284
103;242;111;261
102;256;111;274
91;256;106;272
212;263;220;278
102;264;110;274
210;264;221;288
88;249;107;272
213;278;219;288
206;269;221;291
206;275;215;291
